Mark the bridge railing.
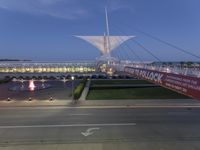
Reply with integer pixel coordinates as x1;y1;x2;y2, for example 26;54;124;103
118;62;200;78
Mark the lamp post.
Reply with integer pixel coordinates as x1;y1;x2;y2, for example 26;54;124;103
71;76;75;100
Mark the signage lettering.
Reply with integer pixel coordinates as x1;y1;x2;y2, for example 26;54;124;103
124;67;200;100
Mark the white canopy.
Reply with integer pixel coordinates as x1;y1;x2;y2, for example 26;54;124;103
76;36;135;55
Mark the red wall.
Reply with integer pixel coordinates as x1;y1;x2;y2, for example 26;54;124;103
124;67;200;100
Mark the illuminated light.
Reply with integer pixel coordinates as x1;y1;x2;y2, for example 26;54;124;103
29;80;36;91
62;78;67;83
71;76;75;80
50;97;53;101
166;68;171;73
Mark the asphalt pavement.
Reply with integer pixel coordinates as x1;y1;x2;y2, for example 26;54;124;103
0;107;200;149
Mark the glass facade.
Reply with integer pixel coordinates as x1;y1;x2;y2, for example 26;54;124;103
0;61;96;73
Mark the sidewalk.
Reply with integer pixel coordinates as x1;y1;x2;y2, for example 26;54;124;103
0;99;200;108
79;79;91;101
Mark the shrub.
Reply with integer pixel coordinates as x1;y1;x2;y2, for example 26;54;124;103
73;78;87;100
0;78;12;84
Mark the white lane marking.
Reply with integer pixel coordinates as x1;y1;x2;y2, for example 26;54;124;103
69;114;92;116
81;128;100;137
0;123;136;129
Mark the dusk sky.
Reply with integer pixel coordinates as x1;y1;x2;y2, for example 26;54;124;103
0;0;200;61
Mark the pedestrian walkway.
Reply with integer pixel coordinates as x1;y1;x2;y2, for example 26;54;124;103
79;79;91;101
0;98;199;108
91;84;159;88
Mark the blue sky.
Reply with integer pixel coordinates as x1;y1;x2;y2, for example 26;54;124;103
0;0;200;61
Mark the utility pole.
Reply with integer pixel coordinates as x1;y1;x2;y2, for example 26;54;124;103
71;76;75;100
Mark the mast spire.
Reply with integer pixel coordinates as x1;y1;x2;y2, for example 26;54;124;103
105;7;110;37
75;7;135;59
105;7;111;56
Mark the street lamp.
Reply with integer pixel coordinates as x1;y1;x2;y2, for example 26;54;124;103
71;76;75;100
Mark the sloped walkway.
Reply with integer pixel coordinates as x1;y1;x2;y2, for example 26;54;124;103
79;79;91;101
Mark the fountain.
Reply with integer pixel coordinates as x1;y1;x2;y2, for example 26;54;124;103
29;80;36;91
9;79;51;92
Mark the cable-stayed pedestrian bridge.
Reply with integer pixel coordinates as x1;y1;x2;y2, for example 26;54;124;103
106;60;200;100
75;8;200;100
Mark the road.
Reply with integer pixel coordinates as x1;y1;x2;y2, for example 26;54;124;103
0;107;200;150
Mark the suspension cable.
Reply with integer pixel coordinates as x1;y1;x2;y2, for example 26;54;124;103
113;37;133;61
115;23;200;60
112;24;161;62
117;36;144;62
111;25;144;62
134;40;162;62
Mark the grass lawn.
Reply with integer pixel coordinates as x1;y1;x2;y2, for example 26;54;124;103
91;79;152;86
87;87;190;100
